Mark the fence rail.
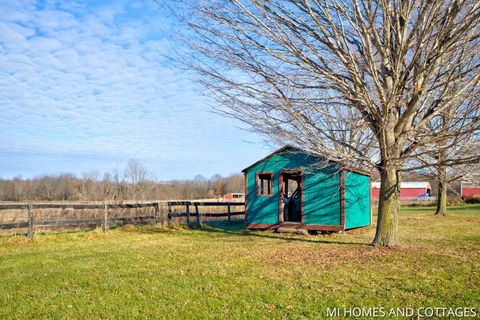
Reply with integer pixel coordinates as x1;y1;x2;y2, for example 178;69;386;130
0;201;245;239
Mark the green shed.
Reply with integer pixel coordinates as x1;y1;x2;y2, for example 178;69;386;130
242;146;372;232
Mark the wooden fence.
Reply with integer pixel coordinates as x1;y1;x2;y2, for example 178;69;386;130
0;201;245;239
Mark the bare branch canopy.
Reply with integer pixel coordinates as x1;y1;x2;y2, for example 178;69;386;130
165;0;480;246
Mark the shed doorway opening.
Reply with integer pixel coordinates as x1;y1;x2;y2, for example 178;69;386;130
280;170;303;223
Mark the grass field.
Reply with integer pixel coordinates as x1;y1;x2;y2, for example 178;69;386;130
0;205;479;319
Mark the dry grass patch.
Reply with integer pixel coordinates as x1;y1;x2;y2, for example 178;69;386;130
266;245;417;267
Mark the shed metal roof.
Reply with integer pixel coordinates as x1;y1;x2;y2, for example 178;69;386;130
241;145;300;173
242;145;371;177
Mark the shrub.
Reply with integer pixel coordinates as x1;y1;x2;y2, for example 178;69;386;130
463;196;480;204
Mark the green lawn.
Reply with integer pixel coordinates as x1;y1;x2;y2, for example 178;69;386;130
0;205;479;319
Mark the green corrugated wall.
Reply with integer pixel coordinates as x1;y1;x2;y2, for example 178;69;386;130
303;170;341;225
246;151;341;226
344;171;371;229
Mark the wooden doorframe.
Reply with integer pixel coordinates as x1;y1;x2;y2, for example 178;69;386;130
278;169;304;224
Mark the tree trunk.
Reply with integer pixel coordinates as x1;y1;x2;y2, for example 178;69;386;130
372;165;400;247
435;166;448;216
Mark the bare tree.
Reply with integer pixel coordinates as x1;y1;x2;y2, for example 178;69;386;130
193;174;209;199
432;118;479;215
124;159;151;200
166;0;480;246
411;90;480;215
401;59;480;211
213;175;228;198
111;167;126;200
432;162;480;214
82;171;101;200
225;174;244;194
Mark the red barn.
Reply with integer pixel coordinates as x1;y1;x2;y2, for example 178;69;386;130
372;182;432;200
223;193;245;201
461;181;480;198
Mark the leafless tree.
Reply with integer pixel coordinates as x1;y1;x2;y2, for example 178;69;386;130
165;0;480;246
82;171;101;201
124;159;150;200
407;89;480;215
430;114;479;215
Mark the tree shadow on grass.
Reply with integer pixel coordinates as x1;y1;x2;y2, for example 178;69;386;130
113;224;185;235
116;220;369;246
196;221;369;246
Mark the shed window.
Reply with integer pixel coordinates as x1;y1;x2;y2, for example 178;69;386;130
257;173;273;196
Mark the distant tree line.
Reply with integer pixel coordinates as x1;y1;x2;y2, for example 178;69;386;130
0;159;244;202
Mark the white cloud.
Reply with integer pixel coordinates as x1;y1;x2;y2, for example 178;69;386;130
0;0;264;179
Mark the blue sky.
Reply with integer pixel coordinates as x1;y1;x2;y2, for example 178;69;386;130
0;0;270;180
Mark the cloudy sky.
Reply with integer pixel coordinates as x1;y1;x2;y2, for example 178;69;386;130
0;0;270;180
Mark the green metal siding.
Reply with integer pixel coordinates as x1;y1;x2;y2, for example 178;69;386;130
246;151;341;226
303;170;341;225
345;171;371;229
246;170;278;224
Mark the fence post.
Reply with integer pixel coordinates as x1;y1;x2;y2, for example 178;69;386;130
103;203;108;234
227;203;231;224
167;202;172;227
27;203;34;240
155;201;160;225
186;202;190;225
195;203;200;225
